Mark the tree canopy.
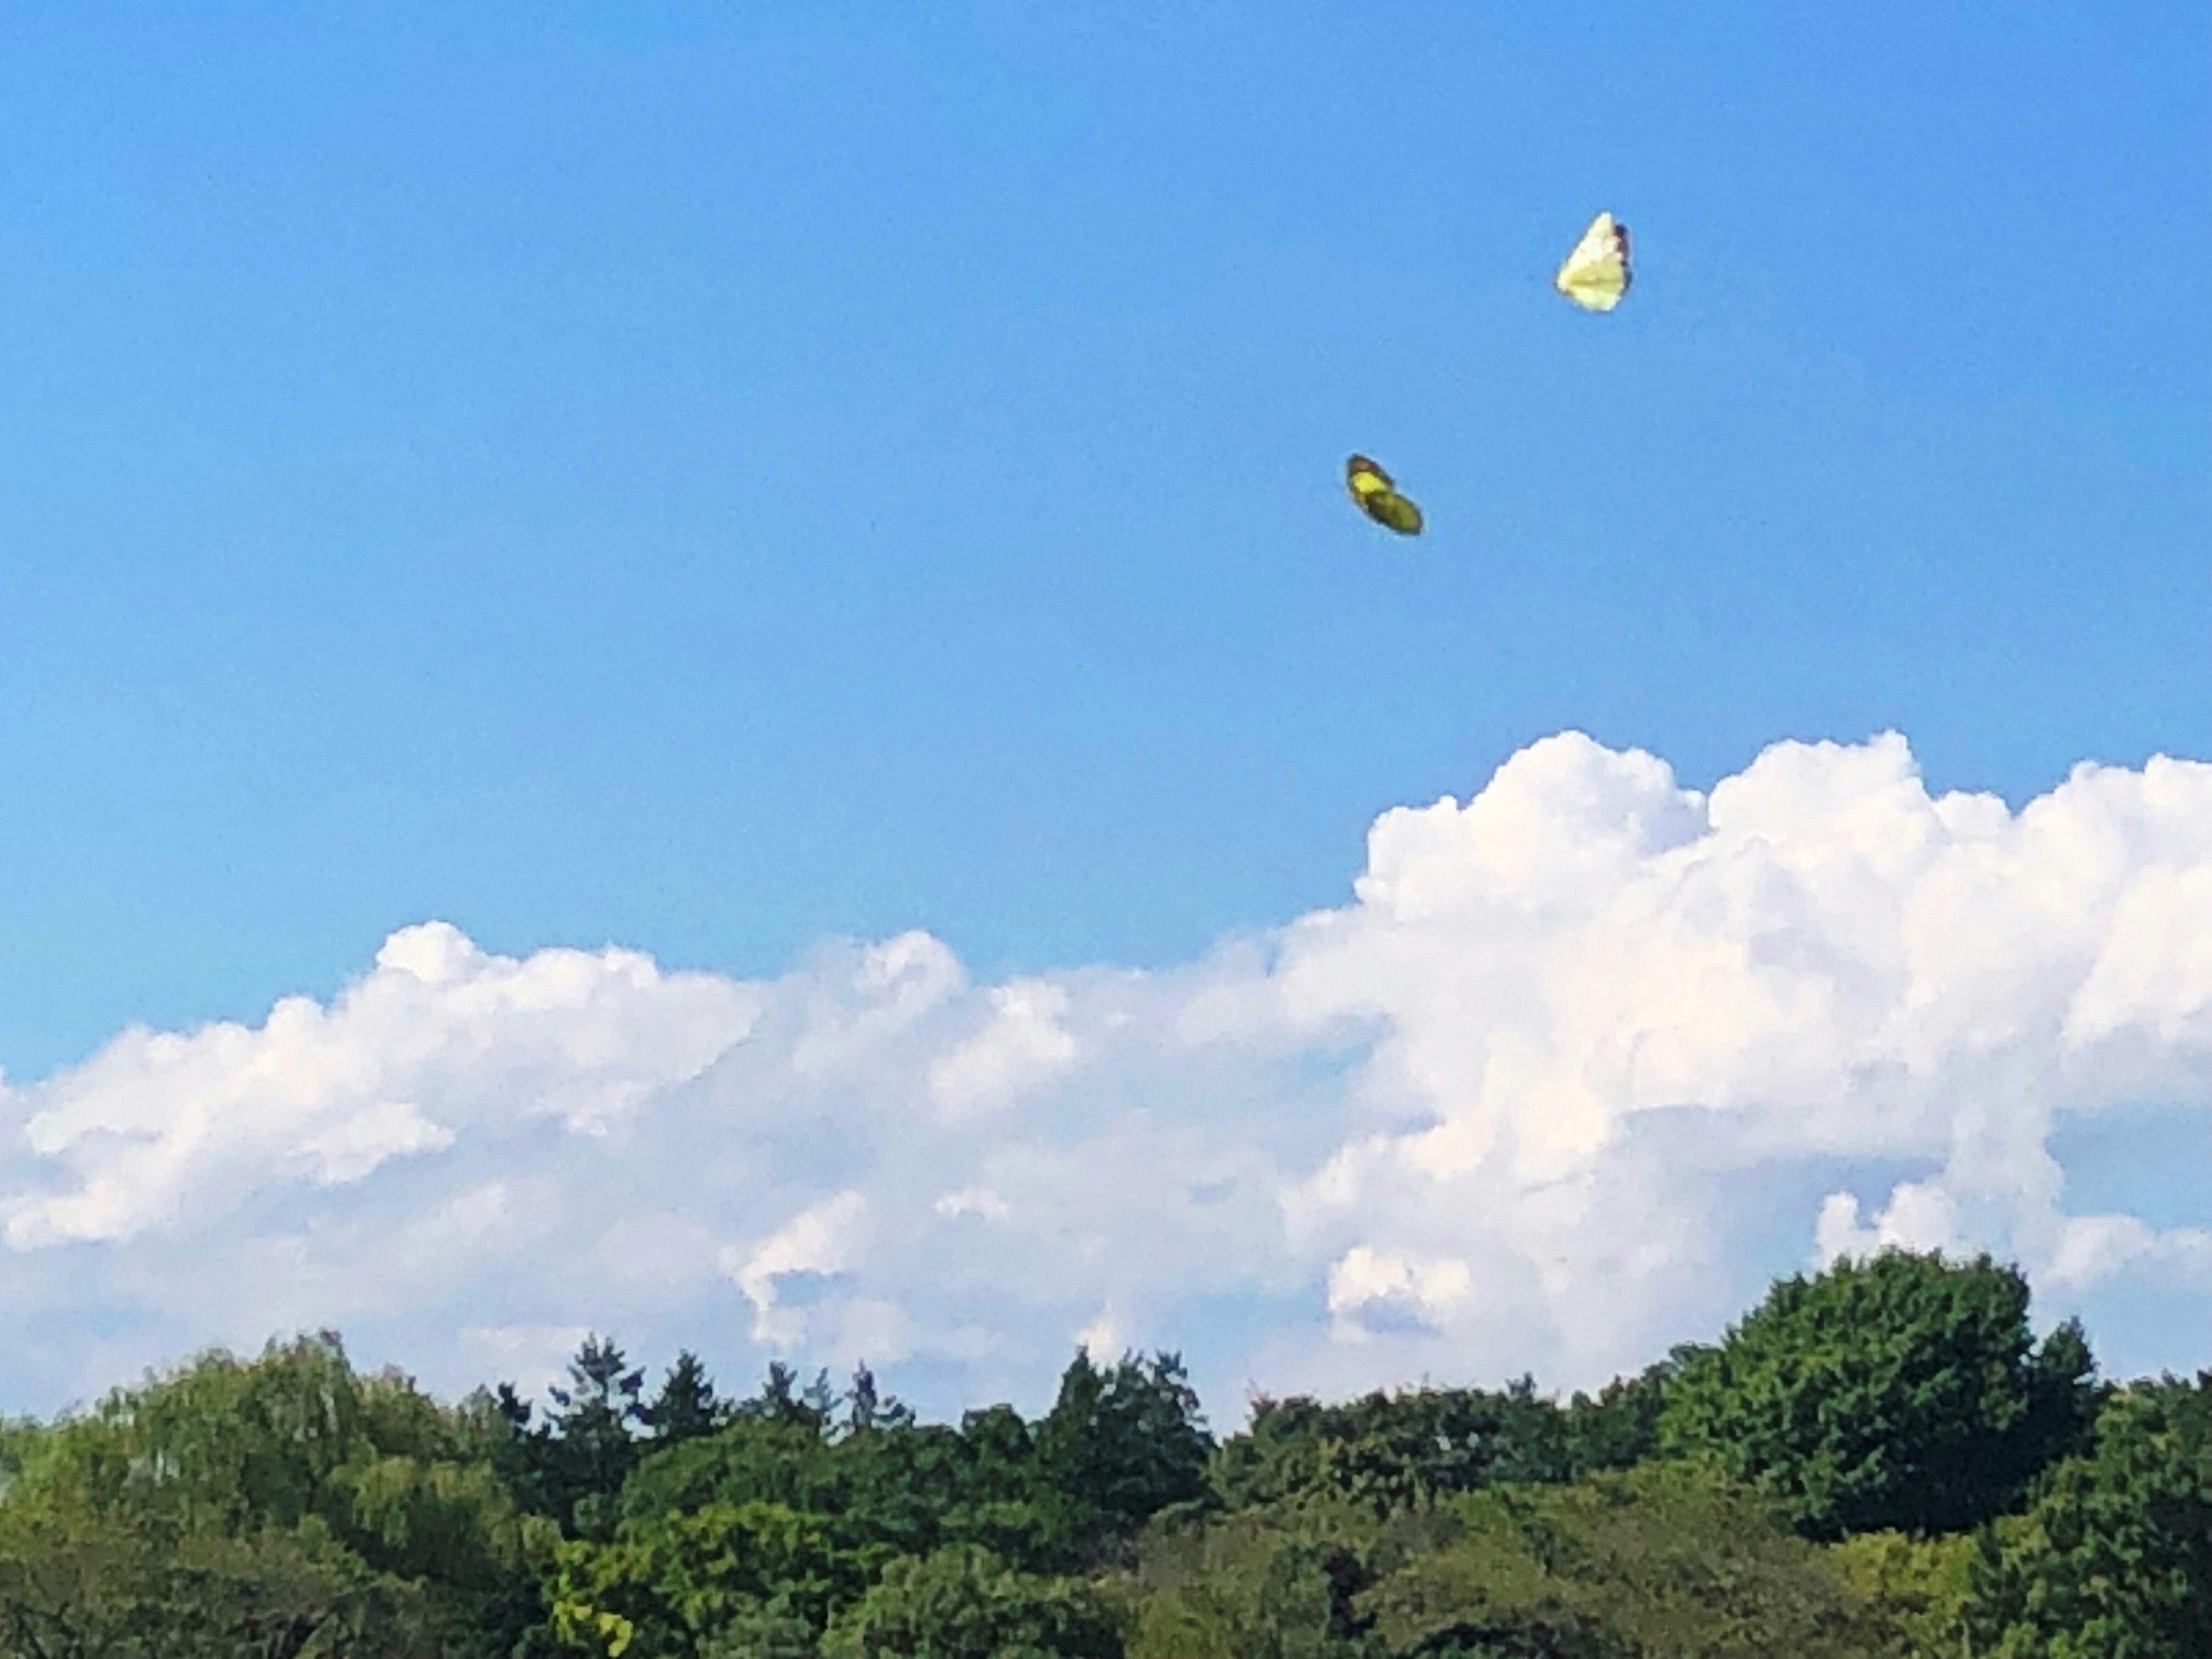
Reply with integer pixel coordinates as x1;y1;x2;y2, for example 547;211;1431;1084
0;1249;2194;1657
1657;1248;2100;1539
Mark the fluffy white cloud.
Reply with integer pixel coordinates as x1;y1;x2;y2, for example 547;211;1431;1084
726;1191;870;1347
1;732;2207;1422
2;923;761;1250
929;982;1081;1120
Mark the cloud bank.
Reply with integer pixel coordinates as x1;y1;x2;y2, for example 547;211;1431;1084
2;731;2207;1422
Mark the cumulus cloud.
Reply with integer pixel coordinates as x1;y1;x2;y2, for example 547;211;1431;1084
3;923;760;1250
1;732;2207;1421
929;982;1081;1120
726;1191;870;1348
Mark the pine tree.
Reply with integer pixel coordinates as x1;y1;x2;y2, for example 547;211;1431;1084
843;1359;916;1436
737;1361;840;1435
544;1334;647;1539
640;1350;727;1445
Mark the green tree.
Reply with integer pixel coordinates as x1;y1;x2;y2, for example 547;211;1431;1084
612;1400;1048;1599
619;1415;844;1529
642;1351;731;1447
841;1363;916;1438
1358;1464;1903;1659
1121;1492;1392;1659
0;1418;51;1507
702;1605;824;1657
545;1499;866;1658
329;1447;552;1641
1209;1383;1551;1518
165;1520;450;1658
1254;1539;1385;1658
500;1334;652;1543
1826;1528;1975;1657
100;1330;366;1536
1960;1370;2212;1658
0;1332;551;1657
1558;1358;1681;1479
0;1494;447;1658
819;1543;1123;1659
1033;1351;1215;1562
736;1364;840;1436
0;1488;174;1659
1657;1248;2099;1539
1386;1610;1631;1659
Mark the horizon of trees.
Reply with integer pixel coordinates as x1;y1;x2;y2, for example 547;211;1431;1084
0;1245;2202;1657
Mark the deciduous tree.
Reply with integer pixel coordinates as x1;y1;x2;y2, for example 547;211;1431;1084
1657;1248;2099;1539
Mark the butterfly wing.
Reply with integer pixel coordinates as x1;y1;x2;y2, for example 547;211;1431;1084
1554;211;1631;312
1373;489;1423;535
1346;454;1396;502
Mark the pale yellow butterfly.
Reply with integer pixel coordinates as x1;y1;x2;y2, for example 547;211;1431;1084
1554;211;1631;312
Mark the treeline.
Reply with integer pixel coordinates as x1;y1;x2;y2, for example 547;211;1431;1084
0;1248;2204;1657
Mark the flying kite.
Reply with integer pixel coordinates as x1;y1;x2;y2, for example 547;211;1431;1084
1346;454;1423;535
1554;211;1631;312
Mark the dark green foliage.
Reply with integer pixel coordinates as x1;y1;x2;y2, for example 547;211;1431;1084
619;1414;844;1524
487;1378;566;1527
1475;1377;1572;1488
1126;1465;1895;1659
1558;1358;1681;1478
704;1605;825;1657
556;1349;1209;1653
1122;1491;1389;1658
702;1604;826;1657
1361;1464;1903;1659
818;1543;1124;1659
1657;1248;2099;1539
1032;1350;1215;1561
1394;1608;1633;1659
546;1335;650;1541
840;1412;1041;1569
738;1362;842;1435
843;1363;916;1437
579;1394;1033;1652
1960;1370;2212;1658
0;1419;47;1504
0;1260;2188;1657
0;1502;451;1657
1209;1377;1583;1519
642;1350;732;1446
1254;1538;1383;1656
545;1497;870;1656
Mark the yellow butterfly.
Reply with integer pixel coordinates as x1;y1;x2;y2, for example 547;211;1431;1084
1554;211;1631;312
1346;454;1423;535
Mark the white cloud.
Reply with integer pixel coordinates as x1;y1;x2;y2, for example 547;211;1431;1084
1;922;761;1249
929;981;1080;1119
934;1186;1011;1222
296;1101;456;1185
725;1191;869;1347
1815;1182;1962;1264
1;731;2208;1422
1326;1245;1475;1342
2044;1213;2212;1293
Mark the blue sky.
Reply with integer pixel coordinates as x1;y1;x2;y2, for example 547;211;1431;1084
0;5;2205;1418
